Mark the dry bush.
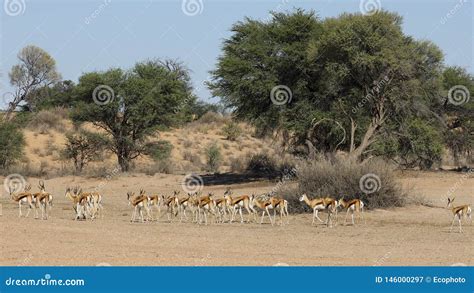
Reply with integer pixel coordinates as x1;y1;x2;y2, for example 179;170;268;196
51;163;75;177
183;139;193;148
45;138;56;156
51;106;69;120
144;160;175;175
230;156;247;173
246;153;278;174
221;121;242;141
183;150;201;164
196;111;226;124
186;112;231;134
195;124;211;134
6;160;49;178
280;156;407;213
85;166;110;178
28;110;64;133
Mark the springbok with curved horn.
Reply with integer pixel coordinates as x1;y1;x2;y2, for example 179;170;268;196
447;197;472;233
33;180;52;220
127;189;151;223
161;191;180;222
10;184;35;218
224;189;256;223
65;187;91;220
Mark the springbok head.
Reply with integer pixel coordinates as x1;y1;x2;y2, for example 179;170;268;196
447;197;456;208
38;180;45;192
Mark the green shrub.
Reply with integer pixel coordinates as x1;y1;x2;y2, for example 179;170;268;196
0;123;25;169
145;140;173;161
222;121;242;141
205;142;221;173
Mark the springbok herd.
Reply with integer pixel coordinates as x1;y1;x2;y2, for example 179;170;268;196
5;180;473;232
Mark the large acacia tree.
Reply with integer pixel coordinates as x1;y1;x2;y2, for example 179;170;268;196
71;59;195;171
209;10;445;162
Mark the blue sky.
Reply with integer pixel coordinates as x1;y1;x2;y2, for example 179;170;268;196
1;0;472;106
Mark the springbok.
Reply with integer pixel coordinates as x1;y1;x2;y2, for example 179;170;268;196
197;193;217;225
337;198;365;225
147;193;162;221
299;194;336;225
447;197;472;233
65;187;91;220
10;184;35;218
161;191;180;222
225;191;256;224
32;180;52;220
127;189;151;223
250;194;274;225
269;196;289;225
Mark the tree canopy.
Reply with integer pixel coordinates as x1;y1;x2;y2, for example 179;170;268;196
209;10;455;166
71;59;195;171
6;45;61;120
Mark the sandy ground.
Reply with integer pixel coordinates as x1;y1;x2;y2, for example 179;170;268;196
0;171;472;266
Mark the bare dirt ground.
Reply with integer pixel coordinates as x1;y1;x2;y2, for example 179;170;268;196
0;171;472;266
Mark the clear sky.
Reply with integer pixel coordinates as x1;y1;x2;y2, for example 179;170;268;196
1;0;472;107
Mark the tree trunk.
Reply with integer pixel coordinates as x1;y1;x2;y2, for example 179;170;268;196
349;121;378;161
349;96;386;162
117;148;130;172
